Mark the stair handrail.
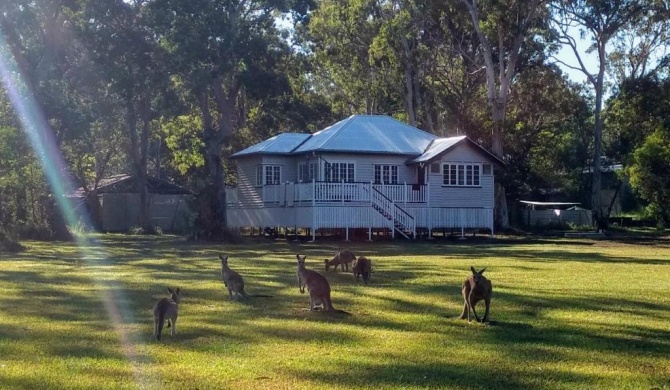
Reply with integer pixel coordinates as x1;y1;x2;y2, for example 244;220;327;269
371;186;415;237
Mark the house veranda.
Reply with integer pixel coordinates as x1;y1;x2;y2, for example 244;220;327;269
225;115;502;240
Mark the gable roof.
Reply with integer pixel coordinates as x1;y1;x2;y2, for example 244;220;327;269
408;136;504;166
231;133;311;158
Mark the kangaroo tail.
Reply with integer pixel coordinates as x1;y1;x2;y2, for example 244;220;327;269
156;309;165;341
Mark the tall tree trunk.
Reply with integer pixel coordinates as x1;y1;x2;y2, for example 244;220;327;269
195;91;221;239
591;42;606;222
126;99;150;231
193;79;239;240
491;104;509;229
460;0;541;230
402;37;417;126
139;97;151;231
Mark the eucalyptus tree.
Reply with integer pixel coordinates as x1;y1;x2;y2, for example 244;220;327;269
456;0;547;227
608;2;670;84
505;65;592;203
0;0;87;238
307;0;400;117
368;0;440;129
148;0;314;238
549;0;649;218
75;0;173;232
424;0;497;138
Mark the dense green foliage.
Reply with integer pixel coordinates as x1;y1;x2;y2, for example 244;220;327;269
0;0;669;236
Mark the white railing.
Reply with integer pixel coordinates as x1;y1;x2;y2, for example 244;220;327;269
255;181;427;204
375;184;426;204
227;181;427;208
314;181;371;202
262;185;282;203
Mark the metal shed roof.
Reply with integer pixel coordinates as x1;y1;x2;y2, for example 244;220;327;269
68;174;191;197
231;133;311;158
292;115;437;155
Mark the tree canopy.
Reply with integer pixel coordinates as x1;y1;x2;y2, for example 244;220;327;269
1;0;669;238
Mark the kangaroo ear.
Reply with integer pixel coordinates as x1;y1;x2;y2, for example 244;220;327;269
175;288;181;294
167;287;174;294
479;268;486;274
296;254;300;260
470;266;477;274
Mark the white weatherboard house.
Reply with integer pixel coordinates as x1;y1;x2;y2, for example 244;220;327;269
226;115;503;240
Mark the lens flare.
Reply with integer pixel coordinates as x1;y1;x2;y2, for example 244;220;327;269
0;32;156;387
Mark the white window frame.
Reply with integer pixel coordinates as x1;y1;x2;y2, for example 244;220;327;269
374;164;399;184
256;165;281;186
324;161;355;183
442;163;481;187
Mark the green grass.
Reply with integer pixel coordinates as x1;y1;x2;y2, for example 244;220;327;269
1;235;669;389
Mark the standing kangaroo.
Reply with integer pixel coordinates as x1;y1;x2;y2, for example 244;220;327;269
153;287;181;341
459;267;492;323
219;255;271;299
352;256;372;284
324;250;356;272
297;254;348;313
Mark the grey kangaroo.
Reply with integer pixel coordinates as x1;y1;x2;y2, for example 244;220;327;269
459;267;492;323
297;254;348;314
352;256;372;284
153;287;181;341
219;255;271;299
324;250;356;272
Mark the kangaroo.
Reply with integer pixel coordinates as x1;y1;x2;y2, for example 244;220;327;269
352;256;372;284
324;250;356;272
459;267;492;323
153;287;181;341
219;255;271;299
297;254;348;314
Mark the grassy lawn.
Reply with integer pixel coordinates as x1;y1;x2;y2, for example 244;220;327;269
0;234;669;390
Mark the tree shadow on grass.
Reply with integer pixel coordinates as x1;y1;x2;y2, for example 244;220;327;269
284;357;595;390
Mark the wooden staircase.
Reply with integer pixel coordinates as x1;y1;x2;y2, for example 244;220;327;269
370;187;415;239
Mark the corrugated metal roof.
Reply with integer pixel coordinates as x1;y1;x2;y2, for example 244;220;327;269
408;136;504;166
292;115;437;155
68;174;191;197
229;116;502;165
231;133;311;157
408;136;466;164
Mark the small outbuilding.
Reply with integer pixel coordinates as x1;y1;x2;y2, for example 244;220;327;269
69;174;193;233
519;200;592;228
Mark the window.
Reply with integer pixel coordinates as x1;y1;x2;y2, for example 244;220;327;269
442;163;481;187
324;162;355;182
374;165;399;184
256;165;281;186
298;162;317;182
